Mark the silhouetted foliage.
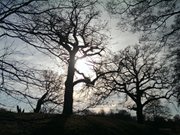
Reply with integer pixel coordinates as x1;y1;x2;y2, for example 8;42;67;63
173;114;180;122
108;109;134;121
144;100;171;121
0;107;8;112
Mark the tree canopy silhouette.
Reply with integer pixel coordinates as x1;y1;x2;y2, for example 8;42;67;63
4;0;107;115
106;0;180;107
94;45;174;123
0;0;46;107
107;0;180;46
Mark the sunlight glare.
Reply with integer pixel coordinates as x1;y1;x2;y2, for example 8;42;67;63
75;58;93;76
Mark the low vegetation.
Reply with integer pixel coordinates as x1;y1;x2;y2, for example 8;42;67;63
0;111;180;135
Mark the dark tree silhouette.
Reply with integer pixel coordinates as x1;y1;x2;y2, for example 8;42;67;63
106;0;180;105
6;0;106;115
107;0;180;47
95;45;174;123
34;70;64;113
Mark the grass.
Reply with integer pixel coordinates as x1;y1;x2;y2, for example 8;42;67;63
0;111;165;135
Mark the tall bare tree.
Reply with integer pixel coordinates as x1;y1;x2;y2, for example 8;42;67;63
94;45;174;123
6;0;107;115
106;0;180;106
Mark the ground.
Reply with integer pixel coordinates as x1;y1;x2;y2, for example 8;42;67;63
0;111;179;135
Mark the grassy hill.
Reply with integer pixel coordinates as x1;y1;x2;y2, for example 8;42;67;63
0;111;174;135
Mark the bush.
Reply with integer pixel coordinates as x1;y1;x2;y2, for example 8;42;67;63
108;109;133;121
0;108;8;112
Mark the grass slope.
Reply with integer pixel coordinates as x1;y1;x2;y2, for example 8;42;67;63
0;112;156;135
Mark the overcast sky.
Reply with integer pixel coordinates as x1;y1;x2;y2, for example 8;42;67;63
0;1;179;115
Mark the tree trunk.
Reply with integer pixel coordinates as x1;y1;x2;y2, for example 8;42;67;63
136;82;144;123
34;92;48;113
136;105;144;124
63;52;76;115
34;100;42;113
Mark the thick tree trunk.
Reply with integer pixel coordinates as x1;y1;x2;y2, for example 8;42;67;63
136;83;144;123
136;105;144;124
63;52;76;115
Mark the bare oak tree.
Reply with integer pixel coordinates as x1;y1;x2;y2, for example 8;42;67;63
95;45;174;123
106;0;180;107
6;0;107;115
34;70;64;113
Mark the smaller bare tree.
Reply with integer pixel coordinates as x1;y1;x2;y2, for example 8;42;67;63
94;45;174;123
34;70;64;113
